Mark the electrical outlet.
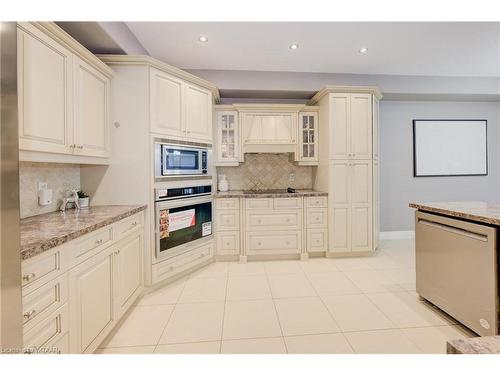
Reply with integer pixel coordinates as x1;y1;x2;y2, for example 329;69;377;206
288;173;295;183
38;182;48;191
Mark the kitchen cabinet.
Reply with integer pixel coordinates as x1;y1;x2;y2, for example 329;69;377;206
114;233;143;318
215;197;240;258
305;196;328;254
69;246;115;354
297;111;319;164
17;23;73;155
329;159;372;253
329;93;372;160
73;56;110;157
17;22;113;161
149;68;213;143
215;110;239;165
241;112;296;145
373;159;380;250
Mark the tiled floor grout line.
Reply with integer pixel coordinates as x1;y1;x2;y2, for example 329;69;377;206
152;276;190;353
218;269;230;354
264;265;289;354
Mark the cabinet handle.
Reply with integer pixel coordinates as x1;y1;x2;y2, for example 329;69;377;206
69;144;76;149
22;273;36;282
95;239;104;246
115;250;120;255
23;309;36;320
168;266;174;271
77;145;83;149
199;253;205;258
131;221;138;227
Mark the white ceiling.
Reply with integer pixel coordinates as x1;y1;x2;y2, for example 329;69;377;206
126;22;500;77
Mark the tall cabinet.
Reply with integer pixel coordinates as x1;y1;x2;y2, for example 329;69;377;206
312;87;382;255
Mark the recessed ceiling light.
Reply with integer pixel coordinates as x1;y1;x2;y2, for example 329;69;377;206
289;43;299;50
358;47;368;54
198;36;208;43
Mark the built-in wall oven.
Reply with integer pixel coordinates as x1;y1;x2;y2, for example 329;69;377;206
154;141;211;177
155;185;213;259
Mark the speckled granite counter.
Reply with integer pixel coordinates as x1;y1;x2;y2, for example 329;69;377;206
215;190;328;198
20;205;147;261
409;201;500;226
447;336;500;354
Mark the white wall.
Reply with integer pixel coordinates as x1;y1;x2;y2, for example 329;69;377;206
380;101;500;231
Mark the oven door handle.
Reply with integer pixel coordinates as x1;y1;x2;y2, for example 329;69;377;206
156;196;213;210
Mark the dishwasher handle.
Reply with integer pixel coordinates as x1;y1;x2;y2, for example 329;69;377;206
418;218;489;242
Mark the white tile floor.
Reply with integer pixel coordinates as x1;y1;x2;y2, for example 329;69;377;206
97;239;475;354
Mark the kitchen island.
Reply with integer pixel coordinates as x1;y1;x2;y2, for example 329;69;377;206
409;201;500;354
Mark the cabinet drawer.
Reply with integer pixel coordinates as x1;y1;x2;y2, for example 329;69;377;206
274;197;302;209
306;207;328;228
216;198;239;210
114;212;143;240
216;231;240;256
152;242;213;283
246;231;301;255
23;303;69;353
22;246;68;294
22;274;68;327
216;210;239;231
246;210;302;231
245;198;273;210
73;227;113;262
306;229;328;253
306;196;328;208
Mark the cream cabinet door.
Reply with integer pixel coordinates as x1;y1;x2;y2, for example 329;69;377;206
69;247;114;354
114;233;143;319
373;160;380;250
350;93;372;160
17;24;73;154
216;111;239;163
351;160;373;252
372;96;379;160
73;56;110;157
298;112;319;162
329;94;350;159
184;84;213;142
149;68;184;138
329;160;351;252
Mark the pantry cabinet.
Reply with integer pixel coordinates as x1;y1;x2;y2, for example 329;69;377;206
17;22;113;161
149;68;213;143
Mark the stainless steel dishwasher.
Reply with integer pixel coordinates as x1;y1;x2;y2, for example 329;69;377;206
415;211;498;336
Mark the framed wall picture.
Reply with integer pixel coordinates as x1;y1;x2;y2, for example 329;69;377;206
413;119;488;177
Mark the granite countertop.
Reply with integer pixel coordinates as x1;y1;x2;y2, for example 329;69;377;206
215;190;328;198
20;205;147;261
447;336;500;354
409;201;500;226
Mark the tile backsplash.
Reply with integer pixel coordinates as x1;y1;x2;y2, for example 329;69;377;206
216;153;313;191
19;162;81;218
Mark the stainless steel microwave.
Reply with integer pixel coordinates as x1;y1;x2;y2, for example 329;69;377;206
155;142;211;177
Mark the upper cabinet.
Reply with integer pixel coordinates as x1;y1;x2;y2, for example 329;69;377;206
214;104;319;165
215;110;239;165
297;111;319;164
149;68;213;143
17;22;114;162
328;93;372;160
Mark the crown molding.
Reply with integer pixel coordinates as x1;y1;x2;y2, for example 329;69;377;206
20;22;115;78
215;103;319;112
309;85;383;104
97;54;220;103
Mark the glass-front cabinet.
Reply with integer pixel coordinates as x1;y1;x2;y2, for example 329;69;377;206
298;111;319;164
216;111;239;165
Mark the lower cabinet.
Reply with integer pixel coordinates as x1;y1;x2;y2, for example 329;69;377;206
245;231;302;255
216;231;240;256
114;234;143;318
68;229;144;354
69;246;115;354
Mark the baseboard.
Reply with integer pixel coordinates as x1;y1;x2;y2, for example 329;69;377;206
380;230;415;240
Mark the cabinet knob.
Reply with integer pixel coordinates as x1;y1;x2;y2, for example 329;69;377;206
69;144;76;149
77;145;83;149
22;273;36;282
226;242;230;246
199;253;205;258
131;221;138;227
95;239;104;246
115;250;121;255
168;266;175;271
258;242;262;246
23;309;36;320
